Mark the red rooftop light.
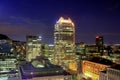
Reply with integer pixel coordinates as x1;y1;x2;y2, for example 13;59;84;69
96;36;99;38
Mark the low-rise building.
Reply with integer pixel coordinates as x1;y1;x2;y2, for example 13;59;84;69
99;64;120;80
20;55;72;80
82;57;114;80
99;71;107;80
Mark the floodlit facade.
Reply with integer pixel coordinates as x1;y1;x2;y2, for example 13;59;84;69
26;35;42;61
82;57;113;80
54;17;75;65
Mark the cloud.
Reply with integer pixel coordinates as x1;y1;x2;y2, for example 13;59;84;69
0;21;11;24
9;16;17;19
0;16;50;35
0;25;31;34
9;16;32;24
0;16;52;42
9;16;48;25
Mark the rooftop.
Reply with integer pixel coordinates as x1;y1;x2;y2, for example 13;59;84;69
101;70;107;73
111;64;120;70
88;57;114;65
56;17;74;26
20;56;70;79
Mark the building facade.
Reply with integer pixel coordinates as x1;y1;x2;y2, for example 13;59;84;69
42;44;54;63
99;71;107;80
26;35;42;61
20;56;72;80
95;36;104;55
75;42;85;55
24;75;72;80
99;64;120;80
107;66;120;80
82;57;113;80
54;17;75;65
0;34;19;79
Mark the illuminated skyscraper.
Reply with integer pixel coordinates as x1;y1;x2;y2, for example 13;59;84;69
54;17;75;65
95;36;104;55
26;35;42;61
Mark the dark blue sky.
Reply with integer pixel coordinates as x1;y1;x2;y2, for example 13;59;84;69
0;0;120;44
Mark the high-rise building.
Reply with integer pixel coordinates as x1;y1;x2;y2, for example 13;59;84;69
54;17;75;65
26;35;42;61
41;44;54;63
96;36;104;55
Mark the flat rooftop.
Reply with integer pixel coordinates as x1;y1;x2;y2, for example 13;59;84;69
111;64;120;70
88;57;114;65
20;56;70;79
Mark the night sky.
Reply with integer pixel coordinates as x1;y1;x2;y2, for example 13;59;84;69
0;0;120;44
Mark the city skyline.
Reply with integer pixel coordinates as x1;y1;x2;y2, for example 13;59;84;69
0;0;120;44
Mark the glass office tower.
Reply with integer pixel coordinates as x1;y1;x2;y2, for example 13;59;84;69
54;17;75;65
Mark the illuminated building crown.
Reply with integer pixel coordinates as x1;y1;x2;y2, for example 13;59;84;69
57;17;74;26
